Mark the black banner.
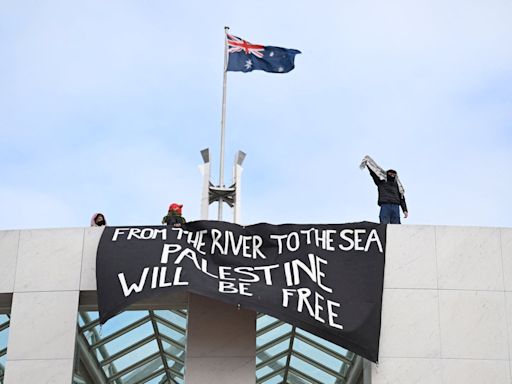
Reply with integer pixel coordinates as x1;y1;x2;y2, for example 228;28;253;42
96;221;386;362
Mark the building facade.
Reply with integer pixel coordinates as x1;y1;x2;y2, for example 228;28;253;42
0;224;511;383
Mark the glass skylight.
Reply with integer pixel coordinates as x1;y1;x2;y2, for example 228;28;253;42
75;311;357;384
0;314;9;384
76;310;186;384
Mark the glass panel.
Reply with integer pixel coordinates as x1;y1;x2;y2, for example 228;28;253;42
81;311;99;322
162;340;185;355
290;356;336;384
72;374;87;384
154;310;187;329
295;328;351;357
258;339;289;361
261;375;285;384
288;370;315;384
257;356;287;379
143;373;167;384
77;313;86;328
157;322;186;342
257;315;280;330
257;322;292;347
83;311;148;339
0;329;8;352
97;321;155;358
118;355;163;383
102;339;159;374
293;338;346;374
0;314;10;384
166;357;185;375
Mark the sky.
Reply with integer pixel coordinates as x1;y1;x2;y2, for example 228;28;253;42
1;0;511;230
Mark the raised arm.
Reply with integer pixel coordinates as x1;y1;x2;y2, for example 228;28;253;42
368;167;382;185
361;155;384;185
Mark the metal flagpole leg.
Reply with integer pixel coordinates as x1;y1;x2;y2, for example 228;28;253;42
218;26;230;220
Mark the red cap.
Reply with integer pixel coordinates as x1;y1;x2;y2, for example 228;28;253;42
168;203;183;212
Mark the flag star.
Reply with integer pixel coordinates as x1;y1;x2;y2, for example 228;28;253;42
245;59;253;69
269;51;274;57
278;67;284;72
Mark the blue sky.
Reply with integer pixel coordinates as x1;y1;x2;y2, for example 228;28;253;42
1;0;511;230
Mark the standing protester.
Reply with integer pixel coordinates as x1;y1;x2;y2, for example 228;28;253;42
360;155;408;224
91;213;107;227
162;203;186;227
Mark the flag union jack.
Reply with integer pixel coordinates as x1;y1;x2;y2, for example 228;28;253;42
226;32;300;73
227;34;265;58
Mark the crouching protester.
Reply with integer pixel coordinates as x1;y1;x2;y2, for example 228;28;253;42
162;203;186;227
360;155;408;224
91;213;107;227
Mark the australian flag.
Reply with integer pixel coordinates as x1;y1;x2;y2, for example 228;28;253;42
226;34;301;74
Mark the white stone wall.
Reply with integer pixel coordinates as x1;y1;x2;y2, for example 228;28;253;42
374;225;512;384
0;227;103;384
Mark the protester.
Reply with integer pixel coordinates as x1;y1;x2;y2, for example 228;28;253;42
162;203;186;227
91;213;107;227
360;155;408;224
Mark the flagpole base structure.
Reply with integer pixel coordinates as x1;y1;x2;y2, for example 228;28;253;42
185;148;255;384
199;148;246;223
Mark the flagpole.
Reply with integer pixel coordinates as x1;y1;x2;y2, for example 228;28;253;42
218;26;229;220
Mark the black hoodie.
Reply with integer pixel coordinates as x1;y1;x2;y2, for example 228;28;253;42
368;169;408;213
